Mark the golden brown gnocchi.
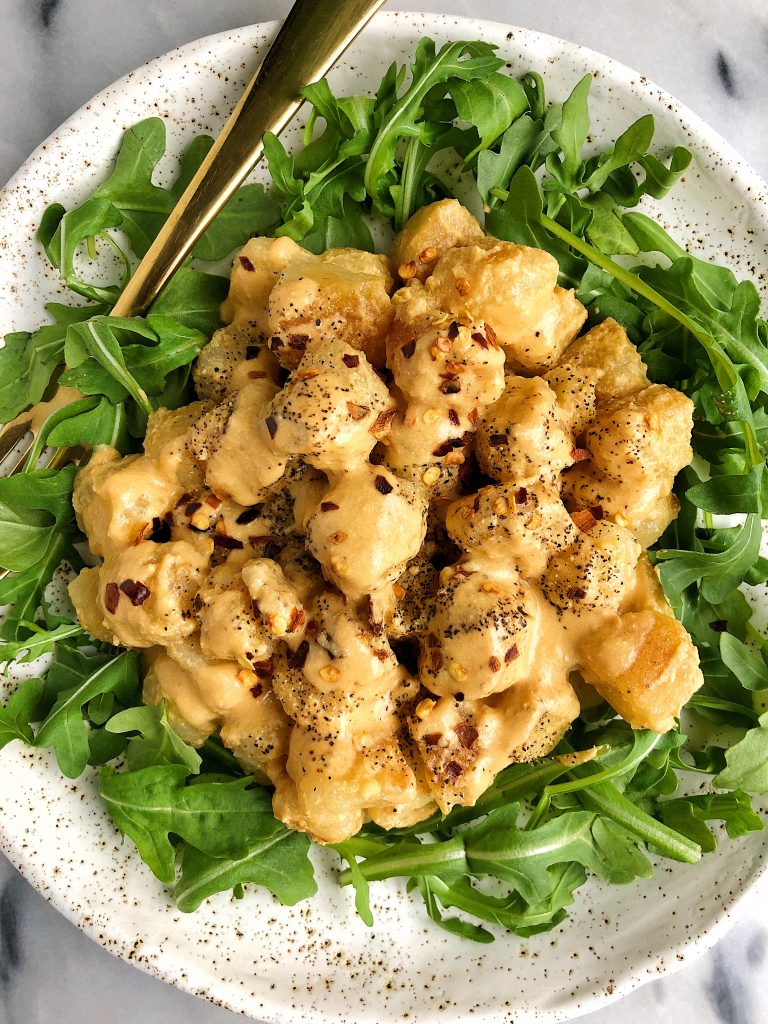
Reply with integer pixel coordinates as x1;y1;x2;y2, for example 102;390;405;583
69;201;702;844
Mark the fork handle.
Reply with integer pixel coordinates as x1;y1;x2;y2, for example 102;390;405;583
111;0;386;319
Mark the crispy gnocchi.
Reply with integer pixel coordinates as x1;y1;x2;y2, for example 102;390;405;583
69;199;703;844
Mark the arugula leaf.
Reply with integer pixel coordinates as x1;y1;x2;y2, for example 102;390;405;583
100;766;317;904
40;197;124;303
332;842;375;926
449;73;527;160
659;791;763;852
476;115;539;204
61;315;207;410
64;316;153;416
719;634;768;692
149;266;228;335
45;118;278;274
713;713;768;792
365;39;503;217
582;114;656;191
546;74;591;188
0;530;78;642
106;704;201;773
0;623;85;671
0;678;46;750
174;804;317;911
47;398;129;451
465;805;653;897
655;514;762;606
0;502;57;573
0;303;105;422
35;650;140;778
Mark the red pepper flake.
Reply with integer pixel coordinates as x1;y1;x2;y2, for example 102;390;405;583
186;501;202;517
488;656;501;672
570;447;592;463
423;732;442;746
320;501;340;512
401;339;417;359
287;640;310;669
375;474;393;495
239;255;255;272
245;344;261;360
342;353;360;368
447;321;460;340
471;331;489;349
289;608;306;632
288;334;309;350
269;335;284;350
448;409;460;426
445;760;464;780
567;587;587;601
248;370;267;379
373;649;389;662
590;505;605;520
455;722;479;749
265;415;278;439
347;401;370;421
213;534;244;550
485;323;497;346
250;682;264;698
176;492;193;508
236;505;264;525
253;660;273;679
370;408;396;439
514;487;528;505
571;508;597;533
205;494;223;509
439;376;461;395
504;644;519;664
432;438;461;458
709;619;728;632
148;514;172;543
488;432;508;448
248;534;274;545
104;582;120;614
431;651;444;673
119;579;151;606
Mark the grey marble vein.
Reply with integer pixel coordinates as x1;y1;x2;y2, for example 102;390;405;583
1;1;767;1022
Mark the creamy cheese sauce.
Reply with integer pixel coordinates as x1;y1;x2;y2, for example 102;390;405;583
68;199;703;844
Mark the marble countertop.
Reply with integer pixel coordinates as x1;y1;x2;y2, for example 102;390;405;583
1;2;767;1023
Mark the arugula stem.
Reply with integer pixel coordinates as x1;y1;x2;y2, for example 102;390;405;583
538;212;715;353
337;836;466;886
687;693;759;721
548;734;662;795
525;792;551;830
575;779;700;863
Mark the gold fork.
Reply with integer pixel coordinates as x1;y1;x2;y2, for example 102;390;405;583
0;0;387;478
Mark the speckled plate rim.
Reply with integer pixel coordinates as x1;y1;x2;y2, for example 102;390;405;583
1;11;767;1024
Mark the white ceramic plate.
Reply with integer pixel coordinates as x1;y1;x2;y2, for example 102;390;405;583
1;12;767;1024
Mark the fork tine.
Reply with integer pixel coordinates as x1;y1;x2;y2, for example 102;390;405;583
0;419;34;468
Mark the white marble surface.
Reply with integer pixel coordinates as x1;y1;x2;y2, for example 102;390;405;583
0;2;767;1023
